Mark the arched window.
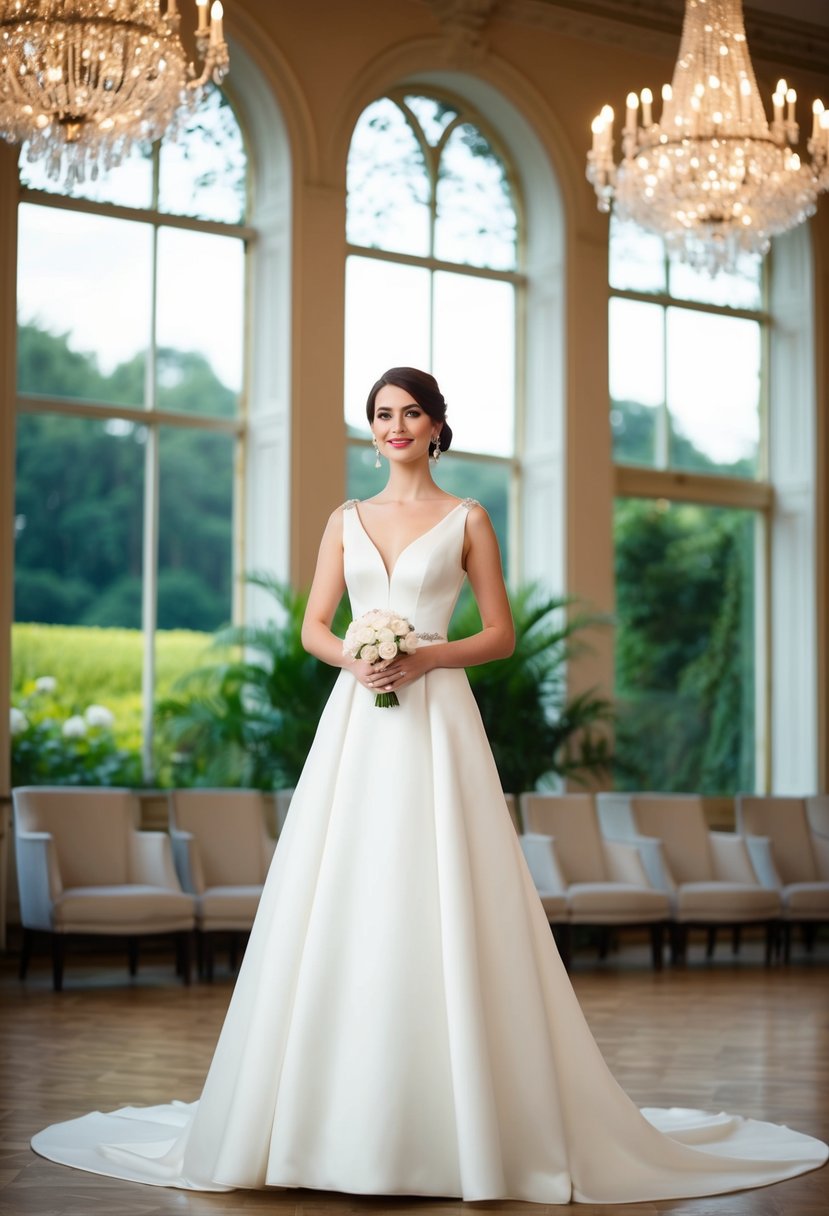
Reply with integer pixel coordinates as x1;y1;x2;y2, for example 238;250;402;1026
608;215;769;795
13;90;251;781
344;90;522;560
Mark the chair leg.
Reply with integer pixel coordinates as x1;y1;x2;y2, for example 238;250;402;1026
670;923;687;965
229;932;240;973
127;936;139;977
597;928;611;960
19;928;34;980
195;930;205;980
731;925;741;955
554;923;572;971
783;921;792;964
764;921;775;967
650;924;664;972
51;935;65;992
176;933;191;987
205;933;215;983
705;926;717;959
803;923;817;953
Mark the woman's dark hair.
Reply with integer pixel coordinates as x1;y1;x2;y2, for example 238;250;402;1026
365;367;453;452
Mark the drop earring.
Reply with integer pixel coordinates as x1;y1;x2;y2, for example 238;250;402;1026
431;436;441;464
373;437;382;469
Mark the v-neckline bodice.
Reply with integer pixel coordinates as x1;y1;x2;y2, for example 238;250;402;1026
351;500;466;584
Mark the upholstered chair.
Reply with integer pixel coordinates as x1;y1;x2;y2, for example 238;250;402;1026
520;793;670;969
13;785;195;990
168;789;276;980
628;794;781;963
736;794;829;961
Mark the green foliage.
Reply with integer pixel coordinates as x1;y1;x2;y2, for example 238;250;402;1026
156;577;352;789
15;323;235;633
611;397;754;478
450;586;614;796
613;499;754;794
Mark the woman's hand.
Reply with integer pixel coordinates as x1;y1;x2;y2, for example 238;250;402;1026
348;648;436;694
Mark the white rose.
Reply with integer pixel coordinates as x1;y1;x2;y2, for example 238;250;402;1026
376;627;395;645
364;610;383;624
403;632;419;653
10;707;29;736
62;715;87;738
356;626;375;646
360;644;379;663
378;641;398;661
390;618;410;637
35;675;57;693
85;704;115;729
373;612;393;629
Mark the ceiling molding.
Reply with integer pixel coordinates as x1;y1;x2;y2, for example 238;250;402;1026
495;1;829;77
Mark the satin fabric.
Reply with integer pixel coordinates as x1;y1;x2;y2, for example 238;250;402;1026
32;500;827;1202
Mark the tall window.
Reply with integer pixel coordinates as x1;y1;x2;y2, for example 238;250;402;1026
344;90;522;559
13;91;251;781
609;217;769;794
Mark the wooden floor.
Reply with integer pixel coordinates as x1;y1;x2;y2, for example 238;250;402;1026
0;940;827;1216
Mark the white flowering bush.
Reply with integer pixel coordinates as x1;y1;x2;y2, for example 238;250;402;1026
10;676;141;787
343;609;417;707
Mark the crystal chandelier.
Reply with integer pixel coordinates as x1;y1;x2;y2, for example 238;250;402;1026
586;0;829;273
0;1;229;186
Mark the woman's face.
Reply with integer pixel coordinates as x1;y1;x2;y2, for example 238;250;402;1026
371;384;440;465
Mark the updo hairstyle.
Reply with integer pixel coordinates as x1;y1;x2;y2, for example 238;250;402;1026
365;367;453;453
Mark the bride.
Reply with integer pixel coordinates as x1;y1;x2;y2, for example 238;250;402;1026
32;367;827;1203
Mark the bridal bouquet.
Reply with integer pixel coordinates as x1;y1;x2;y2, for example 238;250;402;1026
343;610;418;707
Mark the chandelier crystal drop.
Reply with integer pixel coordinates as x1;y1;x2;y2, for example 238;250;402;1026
586;0;829;274
0;1;229;187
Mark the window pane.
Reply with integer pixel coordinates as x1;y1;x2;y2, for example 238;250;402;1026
18;143;153;208
346;98;430;256
158;428;234;632
609;216;666;294
403;95;459;144
432;272;514;457
12;413;145;784
158;91;247;224
614;499;757;794
344;256;431;433
669;253;762;311
609;297;664;466
666;310;760;476
17;205;152;406
156;228;245;414
15;414;145;628
435;123;516;270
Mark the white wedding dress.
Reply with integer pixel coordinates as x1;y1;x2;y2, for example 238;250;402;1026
32;498;827;1203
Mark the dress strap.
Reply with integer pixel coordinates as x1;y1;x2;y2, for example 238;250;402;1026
460;498;480;511
341;499;359;511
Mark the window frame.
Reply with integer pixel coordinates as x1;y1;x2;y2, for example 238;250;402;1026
610;233;773;793
344;85;526;576
14;113;255;783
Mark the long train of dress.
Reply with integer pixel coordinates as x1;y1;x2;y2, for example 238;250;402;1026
32;500;827;1203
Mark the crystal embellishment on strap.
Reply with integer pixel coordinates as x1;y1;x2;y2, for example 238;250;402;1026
416;632;446;642
460;497;479;510
342;499;359;511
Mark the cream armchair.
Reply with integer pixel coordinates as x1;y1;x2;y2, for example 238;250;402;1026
168;789;276;980
736;794;829;961
520;793;670;970
13;786;195;990
629;794;781;963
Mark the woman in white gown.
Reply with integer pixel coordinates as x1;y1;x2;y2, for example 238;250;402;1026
33;367;827;1203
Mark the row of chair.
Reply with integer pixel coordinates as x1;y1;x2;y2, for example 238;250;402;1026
13;787;286;989
12;786;829;988
512;792;829;968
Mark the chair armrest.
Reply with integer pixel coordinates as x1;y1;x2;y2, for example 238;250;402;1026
519;834;566;895
602;838;654;887
15;831;62;930
607;833;676;895
129;830;183;891
709;831;759;884
812;831;829;881
742;835;781;889
168;828;205;894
